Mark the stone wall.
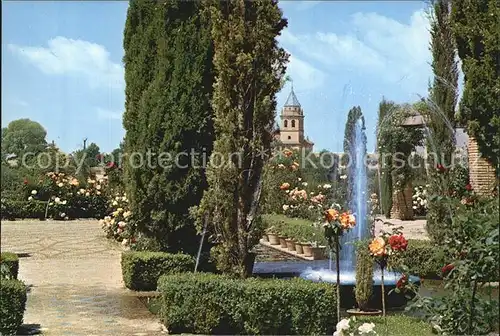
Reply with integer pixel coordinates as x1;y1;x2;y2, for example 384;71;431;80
253;244;302;262
468;137;497;195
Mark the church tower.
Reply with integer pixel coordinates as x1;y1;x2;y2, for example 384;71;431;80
278;86;313;150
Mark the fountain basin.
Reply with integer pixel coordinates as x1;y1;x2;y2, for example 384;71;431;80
253;260;420;309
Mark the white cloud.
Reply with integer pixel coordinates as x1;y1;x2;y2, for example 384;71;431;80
8;36;124;90
279;10;432;95
96;107;122;120
285;54;326;91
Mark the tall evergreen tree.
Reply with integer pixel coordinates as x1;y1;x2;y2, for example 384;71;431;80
198;0;288;278
426;0;459;241
123;1;214;254
343;106;366;205
451;0;500;173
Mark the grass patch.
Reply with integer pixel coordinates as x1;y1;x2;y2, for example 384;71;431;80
353;315;434;335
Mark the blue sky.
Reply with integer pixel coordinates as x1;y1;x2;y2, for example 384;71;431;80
2;1;436;154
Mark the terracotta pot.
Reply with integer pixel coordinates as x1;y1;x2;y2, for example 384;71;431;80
262;234;269;242
295;242;304;254
285;239;295;251
302;244;313;257
268;233;279;245
346;308;382;317
311;246;326;260
279;236;287;248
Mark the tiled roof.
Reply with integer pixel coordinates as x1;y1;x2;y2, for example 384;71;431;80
284;88;301;107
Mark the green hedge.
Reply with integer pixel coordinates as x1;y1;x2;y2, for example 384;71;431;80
388;239;446;279
262;214;328;246
0;252;19;279
0;279;27;335
1;199;47;220
157;273;337;335
121;251;195;291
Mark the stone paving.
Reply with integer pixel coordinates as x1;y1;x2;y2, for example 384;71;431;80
374;215;429;240
0;220;165;336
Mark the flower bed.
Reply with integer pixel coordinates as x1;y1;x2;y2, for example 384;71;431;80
121;251;195;291
2;172;108;220
157;273;337;335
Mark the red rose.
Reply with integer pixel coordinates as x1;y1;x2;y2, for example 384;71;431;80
436;164;446;173
441;264;454;275
388;234;408;251
23;178;28;185
396;274;408;289
465;183;473;191
130;237;136;244
106;161;116;168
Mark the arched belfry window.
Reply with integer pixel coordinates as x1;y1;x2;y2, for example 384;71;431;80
291;120;296;128
284;120;288;128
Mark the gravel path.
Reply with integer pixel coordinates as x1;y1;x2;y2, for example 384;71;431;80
1;220;165;336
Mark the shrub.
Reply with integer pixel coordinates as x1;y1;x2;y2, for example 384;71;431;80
354;240;374;311
0;252;19;279
262;214;327;246
121;251;194;291
388;239;445;279
0;279;27;335
157;273;337;335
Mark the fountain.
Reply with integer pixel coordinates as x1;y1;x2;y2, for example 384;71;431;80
253;115;420;308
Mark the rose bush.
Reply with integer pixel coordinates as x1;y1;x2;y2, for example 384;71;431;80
21;172;108;220
100;191;136;248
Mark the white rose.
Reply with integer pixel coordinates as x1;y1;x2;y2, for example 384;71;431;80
96;185;101;190
55;197;61;203
122;196;127;202
60;212;66;218
358;322;376;334
58;182;64;187
79;188;86;194
123;211;131;218
97;191;101;195
122;239;129;246
31;190;37;195
62;200;67;205
298;178;302;182
302;182;308;186
28;196;33;201
118;221;126;228
323;183;332;189
85;192;90;197
282;204;290;211
113;201;118;206
335;318;351;334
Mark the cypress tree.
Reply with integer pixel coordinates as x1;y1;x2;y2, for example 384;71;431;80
451;0;500;173
426;0;459;241
123;1;214;255
343;106;366;206
198;0;288;278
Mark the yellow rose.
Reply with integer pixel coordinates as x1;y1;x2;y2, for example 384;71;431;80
369;237;386;257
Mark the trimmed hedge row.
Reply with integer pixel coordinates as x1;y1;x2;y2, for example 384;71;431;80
121;251;195;291
1;199;47;220
0;252;19;279
0;279;27;335
157;273;337;335
388;239;446;279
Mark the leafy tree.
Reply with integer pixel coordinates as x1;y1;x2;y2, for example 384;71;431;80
426;0;460;241
451;0;500;173
123;0;215;255
1;119;47;159
376;99;397;217
198;0;288;277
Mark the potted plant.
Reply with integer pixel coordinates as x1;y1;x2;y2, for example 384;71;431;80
285;238;295;252
302;242;313;257
266;226;280;245
295;240;304;254
279;235;287;248
310;242;326;259
347;240;381;316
